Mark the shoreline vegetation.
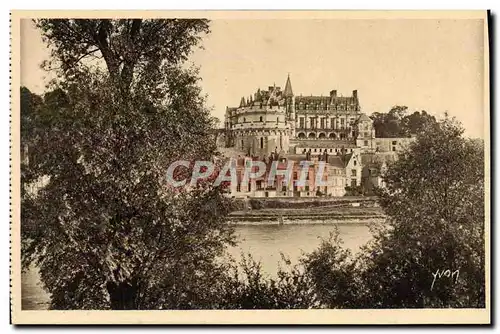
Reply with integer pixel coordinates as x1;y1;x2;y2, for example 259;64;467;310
229;196;386;224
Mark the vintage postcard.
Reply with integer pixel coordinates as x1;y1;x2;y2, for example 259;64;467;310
10;10;490;324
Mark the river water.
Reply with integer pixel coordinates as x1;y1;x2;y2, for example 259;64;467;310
21;222;373;310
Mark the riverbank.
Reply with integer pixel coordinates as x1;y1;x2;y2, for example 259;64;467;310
229;197;386;224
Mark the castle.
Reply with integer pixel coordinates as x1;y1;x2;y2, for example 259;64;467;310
220;75;414;198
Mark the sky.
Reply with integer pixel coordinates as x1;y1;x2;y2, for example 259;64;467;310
21;18;486;138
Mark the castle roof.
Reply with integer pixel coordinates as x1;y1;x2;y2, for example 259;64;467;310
284;74;293;97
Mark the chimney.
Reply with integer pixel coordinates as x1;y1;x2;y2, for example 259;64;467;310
352;90;358;99
330;90;337;98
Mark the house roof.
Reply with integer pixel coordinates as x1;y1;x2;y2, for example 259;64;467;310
328;156;346;168
358;113;371;122
342;153;354;166
295;95;359;106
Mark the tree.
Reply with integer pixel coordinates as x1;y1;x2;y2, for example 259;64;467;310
370;106;437;138
370;117;485;307
370;106;407;138
400;110;437;137
302;117;485;308
21;19;236;310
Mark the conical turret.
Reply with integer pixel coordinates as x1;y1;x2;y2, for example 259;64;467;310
239;96;246;107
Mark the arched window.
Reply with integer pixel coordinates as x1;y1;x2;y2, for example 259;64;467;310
298;132;306;139
308;133;316;139
329;133;336;139
318;133;326;139
259;116;263;122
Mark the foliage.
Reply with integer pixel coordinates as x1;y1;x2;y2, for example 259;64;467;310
371;106;437;138
215;254;319;309
21;19;237;310
344;185;364;196
300;231;360;308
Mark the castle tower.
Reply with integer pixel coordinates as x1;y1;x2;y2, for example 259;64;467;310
283;74;295;137
355;113;376;151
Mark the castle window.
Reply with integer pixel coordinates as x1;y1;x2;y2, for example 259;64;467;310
241;139;244;148
243;117;246;122
237;184;241;192
260;137;264;149
277;117;279;123
299;117;305;128
364;140;368;146
260;116;263;122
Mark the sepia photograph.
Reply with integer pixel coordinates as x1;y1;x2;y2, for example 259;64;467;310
10;10;490;324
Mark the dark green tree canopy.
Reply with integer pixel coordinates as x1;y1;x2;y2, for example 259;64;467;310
370;106;437;138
